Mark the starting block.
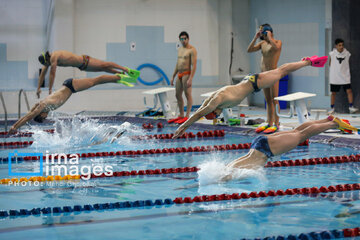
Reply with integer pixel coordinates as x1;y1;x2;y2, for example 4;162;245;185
274;92;316;123
200;91;233;123
142;87;175;118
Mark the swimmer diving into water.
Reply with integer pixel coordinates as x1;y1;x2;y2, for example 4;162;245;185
222;116;358;181
173;55;329;139
9;74;137;135
37;50;140;98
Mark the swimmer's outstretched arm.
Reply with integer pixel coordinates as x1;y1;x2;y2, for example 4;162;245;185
173;95;222;138
48;57;58;95
9;102;46;134
37;66;49;98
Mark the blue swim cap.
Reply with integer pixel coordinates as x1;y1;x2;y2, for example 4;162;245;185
262;25;273;34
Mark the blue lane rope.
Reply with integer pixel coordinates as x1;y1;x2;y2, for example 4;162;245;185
136;63;170;85
0;198;174;218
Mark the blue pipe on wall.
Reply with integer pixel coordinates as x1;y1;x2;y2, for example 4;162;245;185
136;63;170;85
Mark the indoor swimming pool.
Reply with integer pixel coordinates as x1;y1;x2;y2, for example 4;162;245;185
0;116;359;239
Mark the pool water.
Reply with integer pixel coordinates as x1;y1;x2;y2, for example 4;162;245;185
0;118;359;239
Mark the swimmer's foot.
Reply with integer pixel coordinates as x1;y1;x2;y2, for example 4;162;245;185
328;115;359;133
255;123;270;133
115;73;137;87
302;55;328;67
175;117;188;124
263;125;278;134
168;117;183;123
126;67;140;79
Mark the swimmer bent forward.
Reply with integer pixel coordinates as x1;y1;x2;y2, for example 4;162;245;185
172;56;329;139
8;74;135;135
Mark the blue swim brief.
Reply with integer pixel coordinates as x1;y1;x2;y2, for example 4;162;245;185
250;135;274;158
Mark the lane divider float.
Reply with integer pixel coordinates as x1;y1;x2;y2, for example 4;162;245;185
1;153;358;183
0;183;359;219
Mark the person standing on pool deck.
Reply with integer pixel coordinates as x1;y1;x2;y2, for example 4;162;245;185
222;115;358;181
172;55;329;139
169;31;198;125
247;23;282;134
8;73;137;135
37;50;140;98
328;38;358;114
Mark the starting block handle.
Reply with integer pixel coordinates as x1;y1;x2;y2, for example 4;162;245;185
275;102;294;119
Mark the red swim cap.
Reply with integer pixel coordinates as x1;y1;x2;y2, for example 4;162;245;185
205;112;218;120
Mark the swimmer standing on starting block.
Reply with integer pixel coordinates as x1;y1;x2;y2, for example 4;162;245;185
172;55;329;139
8;74;136;135
222;115;358;181
37;50;140;98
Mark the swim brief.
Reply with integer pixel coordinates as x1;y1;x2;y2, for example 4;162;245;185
244;74;260;92
250;135;274;158
63;78;77;93
178;71;191;80
78;55;90;71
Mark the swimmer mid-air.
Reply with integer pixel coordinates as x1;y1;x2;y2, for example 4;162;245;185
37;50;140;97
221;116;358;181
173;56;329;139
9;74;137;135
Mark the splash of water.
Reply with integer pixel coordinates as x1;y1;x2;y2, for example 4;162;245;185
197;159;267;186
29;116;143;150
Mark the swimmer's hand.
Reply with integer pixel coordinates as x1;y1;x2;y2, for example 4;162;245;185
187;79;192;88
265;30;272;39
255;29;262;39
170;77;174;86
8;126;17;136
36;88;41;98
173;125;187;139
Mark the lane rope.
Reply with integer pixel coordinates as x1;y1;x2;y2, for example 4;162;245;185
1;153;358;183
0;183;359;219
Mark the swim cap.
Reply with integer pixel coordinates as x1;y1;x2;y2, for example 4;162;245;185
262;25;273;34
38;51;50;65
205;111;218;120
260;24;273;40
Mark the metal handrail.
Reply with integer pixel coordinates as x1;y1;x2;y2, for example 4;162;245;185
0;92;8;132
18;89;30;119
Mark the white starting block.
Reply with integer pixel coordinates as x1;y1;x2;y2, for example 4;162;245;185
142;87;175;118
274;92;316;123
200;91;233;122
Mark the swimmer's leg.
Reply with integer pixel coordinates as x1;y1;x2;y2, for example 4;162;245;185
182;75;193;118
72;75;121;91
175;78;185;118
86;57;127;73
257;60;311;89
268;119;337;155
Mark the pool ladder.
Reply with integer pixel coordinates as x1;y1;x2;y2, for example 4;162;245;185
0;92;8;132
18;89;30;119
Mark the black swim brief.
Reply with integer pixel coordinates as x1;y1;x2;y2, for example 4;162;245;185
63;78;77;93
244;74;260;92
78;55;90;71
250;135;274;158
